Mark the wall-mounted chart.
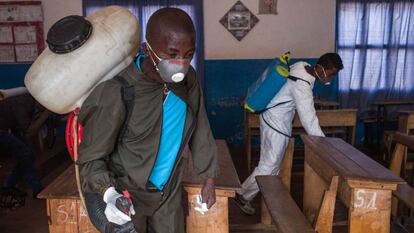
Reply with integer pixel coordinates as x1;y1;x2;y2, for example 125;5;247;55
0;1;44;63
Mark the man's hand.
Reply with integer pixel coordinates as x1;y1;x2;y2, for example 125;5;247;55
103;187;135;225
201;178;216;209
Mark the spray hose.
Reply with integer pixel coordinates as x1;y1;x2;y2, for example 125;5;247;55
65;109;138;233
65;108;86;209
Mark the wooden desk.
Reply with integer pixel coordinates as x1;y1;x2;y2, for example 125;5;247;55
383;111;414;162
292;109;357;144
314;99;340;110
38;140;240;233
372;100;414;109
37;165;98;233
302;135;405;233
182;140;241;233
245;109;357;172
372;100;414;146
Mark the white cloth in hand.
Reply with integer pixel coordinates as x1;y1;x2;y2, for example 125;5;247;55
194;195;208;215
103;187;135;225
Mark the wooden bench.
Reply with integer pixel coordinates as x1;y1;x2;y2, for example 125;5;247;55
261;138;294;229
257;175;339;233
383;111;414;162
397;111;414;177
302;135;406;233
245;109;357;172
389;132;414;179
389;132;414;219
257;176;315;233
38;140;241;233
231;138;295;232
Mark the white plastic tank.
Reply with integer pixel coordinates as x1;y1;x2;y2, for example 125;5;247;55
25;6;141;114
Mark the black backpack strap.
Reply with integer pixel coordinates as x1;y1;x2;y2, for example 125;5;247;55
287;75;311;86
257;100;291;114
260;114;292;138
255;75;310;115
114;76;135;141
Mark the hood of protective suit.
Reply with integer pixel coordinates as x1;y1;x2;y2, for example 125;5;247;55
289;62;316;88
24;6;141;114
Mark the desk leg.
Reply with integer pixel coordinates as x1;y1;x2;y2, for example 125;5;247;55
185;187;234;233
377;105;385;152
348;188;392;233
261;198;272;225
376;105;382;148
303;162;328;224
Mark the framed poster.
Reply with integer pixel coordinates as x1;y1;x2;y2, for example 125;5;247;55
228;11;251;30
258;0;278;15
219;1;259;41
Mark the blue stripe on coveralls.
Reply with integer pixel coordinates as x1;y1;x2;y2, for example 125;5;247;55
149;91;187;191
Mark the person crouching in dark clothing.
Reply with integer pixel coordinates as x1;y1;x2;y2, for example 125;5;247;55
0;94;51;198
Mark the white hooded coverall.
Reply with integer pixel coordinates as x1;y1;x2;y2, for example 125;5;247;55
238;61;325;201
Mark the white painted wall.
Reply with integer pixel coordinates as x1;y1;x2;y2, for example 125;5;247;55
203;0;336;59
0;0;82;42
39;0;82;37
2;0;335;60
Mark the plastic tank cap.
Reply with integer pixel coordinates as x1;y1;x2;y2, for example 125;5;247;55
46;15;93;54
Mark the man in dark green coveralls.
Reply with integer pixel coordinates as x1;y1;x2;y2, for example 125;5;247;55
77;8;219;233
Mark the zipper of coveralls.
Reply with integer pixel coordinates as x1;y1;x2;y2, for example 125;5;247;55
159;84;197;201
145;83;197;201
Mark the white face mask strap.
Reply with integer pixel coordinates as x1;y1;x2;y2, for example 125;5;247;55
145;42;161;71
146;41;162;61
318;64;328;79
314;66;321;80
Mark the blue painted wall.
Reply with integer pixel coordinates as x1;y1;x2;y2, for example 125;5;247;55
0;61;353;145
204;58;339;145
0;64;31;89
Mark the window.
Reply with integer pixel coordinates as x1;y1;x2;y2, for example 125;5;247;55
83;0;204;82
337;0;414;111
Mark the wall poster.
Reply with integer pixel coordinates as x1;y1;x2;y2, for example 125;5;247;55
258;0;278;15
0;1;44;63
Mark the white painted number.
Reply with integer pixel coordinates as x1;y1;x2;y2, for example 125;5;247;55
354;189;377;209
56;202;77;224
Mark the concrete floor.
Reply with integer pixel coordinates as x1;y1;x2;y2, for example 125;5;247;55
0;139;71;233
0;192;49;233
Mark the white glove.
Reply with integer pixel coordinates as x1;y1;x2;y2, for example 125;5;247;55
103;187;135;225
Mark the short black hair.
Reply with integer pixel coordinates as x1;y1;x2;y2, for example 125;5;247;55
317;53;343;70
146;8;195;43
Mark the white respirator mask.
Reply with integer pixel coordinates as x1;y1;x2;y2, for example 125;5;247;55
146;42;191;83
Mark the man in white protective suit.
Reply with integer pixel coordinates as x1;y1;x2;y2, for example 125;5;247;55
235;53;343;215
